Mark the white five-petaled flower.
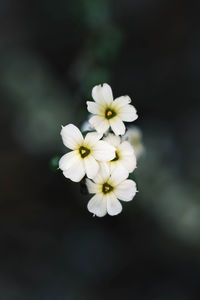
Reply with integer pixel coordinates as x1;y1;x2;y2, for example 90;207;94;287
59;124;116;182
103;133;136;178
86;164;137;217
87;83;138;136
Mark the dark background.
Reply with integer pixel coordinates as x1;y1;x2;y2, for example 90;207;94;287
1;0;200;299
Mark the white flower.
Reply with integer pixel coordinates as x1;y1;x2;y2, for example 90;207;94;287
59;124;116;182
123;126;144;158
87;83;138;136
103;133;136;178
86;164;137;217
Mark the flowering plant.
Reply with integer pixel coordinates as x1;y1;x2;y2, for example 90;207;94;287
58;83;141;217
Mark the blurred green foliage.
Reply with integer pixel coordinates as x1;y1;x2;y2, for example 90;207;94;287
49;155;60;171
69;0;111;29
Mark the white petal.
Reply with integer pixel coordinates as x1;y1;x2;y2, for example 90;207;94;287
61;124;83;150
118;104;138;122
109;160;117;173
121;155;136;173
93;141;116;161
109;165;129;186
101;83;113;104
133;145;145;158
59;150;79;171
93;162;110;184
124;126;142;141
110;117;126;136
109;162;129;180
92;83;113;106
87;194;107;217
85;132;102;147
122;127;144;158
114;180;137;201
118;141;134;155
112;96;131;108
84;155;99;179
103;133;121;147
106;193;122;216
86;101;104;115
89;115;109;134
86;179;100;194
63;158;85;182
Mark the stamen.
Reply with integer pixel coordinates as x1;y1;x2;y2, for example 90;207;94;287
79;146;90;158
105;108;116;120
81;149;86;155
102;183;113;194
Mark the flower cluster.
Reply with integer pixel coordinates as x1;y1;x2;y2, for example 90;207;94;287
59;83;139;217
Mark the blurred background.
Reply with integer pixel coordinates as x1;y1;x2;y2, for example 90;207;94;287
1;0;200;299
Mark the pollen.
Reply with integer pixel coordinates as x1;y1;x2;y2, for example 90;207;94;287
105;108;116;120
102;182;113;194
79;146;90;158
80;149;86;155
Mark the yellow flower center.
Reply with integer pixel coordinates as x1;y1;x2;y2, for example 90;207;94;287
79;146;90;158
102;182;113;194
105;108;116;120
